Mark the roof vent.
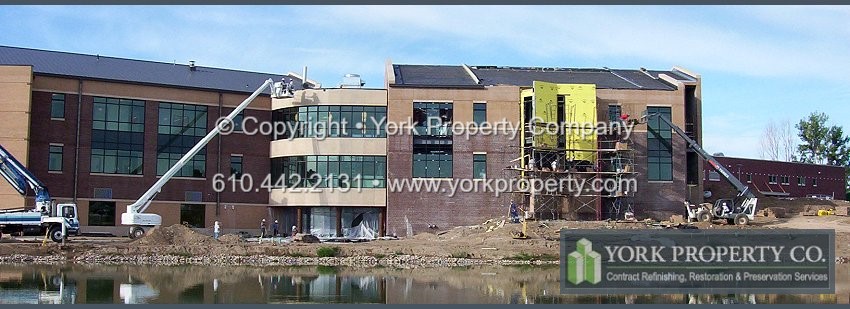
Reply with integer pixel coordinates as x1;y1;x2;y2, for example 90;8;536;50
340;73;365;88
189;60;196;71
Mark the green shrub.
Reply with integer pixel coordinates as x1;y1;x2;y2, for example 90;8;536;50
317;246;340;257
450;251;469;258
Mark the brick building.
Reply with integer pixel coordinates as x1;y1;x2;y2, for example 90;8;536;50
2;45;708;237
0;45;314;235
703;156;846;201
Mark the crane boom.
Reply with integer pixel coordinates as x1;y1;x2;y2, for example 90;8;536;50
0;144;51;209
645;113;754;199
127;78;274;214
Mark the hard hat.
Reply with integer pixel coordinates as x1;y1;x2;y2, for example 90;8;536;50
275;220;278;223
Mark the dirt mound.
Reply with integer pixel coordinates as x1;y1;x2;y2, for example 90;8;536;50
218;234;243;244
135;224;215;246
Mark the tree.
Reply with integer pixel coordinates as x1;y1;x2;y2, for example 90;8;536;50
825;126;850;166
759;119;795;161
796;112;830;164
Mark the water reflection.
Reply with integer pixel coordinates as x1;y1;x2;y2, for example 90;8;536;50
0;264;844;304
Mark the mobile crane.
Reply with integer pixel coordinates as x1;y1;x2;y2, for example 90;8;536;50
121;78;292;238
640;112;758;225
0;144;79;242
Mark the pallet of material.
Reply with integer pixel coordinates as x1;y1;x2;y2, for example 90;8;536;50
835;206;850;216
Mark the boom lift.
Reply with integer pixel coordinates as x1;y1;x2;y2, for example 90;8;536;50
121;78;292;238
0;144;79;242
640;112;758;225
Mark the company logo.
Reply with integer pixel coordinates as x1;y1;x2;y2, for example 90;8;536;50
567;238;602;285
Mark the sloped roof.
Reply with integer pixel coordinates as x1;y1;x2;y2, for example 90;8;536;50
0;45;311;94
392;64;697;90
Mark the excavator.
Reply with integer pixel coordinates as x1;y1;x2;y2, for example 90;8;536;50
640;112;757;225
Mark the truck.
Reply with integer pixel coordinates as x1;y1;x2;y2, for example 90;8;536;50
121;78;292;238
0;144;80;242
641;112;758;225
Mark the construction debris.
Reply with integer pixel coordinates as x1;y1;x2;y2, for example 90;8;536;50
293;233;320;243
669;215;685;223
835;206;850;216
760;207;787;218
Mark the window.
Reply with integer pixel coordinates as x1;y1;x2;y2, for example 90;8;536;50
233;111;244;132
91;97;144;175
798;177;805;186
708;171;720;181
768;175;777;184
646;106;672;181
48;144;63;172
272;105;387;139
88;201;116;226
180;204;205;228
230;155;243;177
271;155;387;188
413;102;453;178
812;178;818;187
157;102;208;178
781;176;790;185
473;103;487;125
746;174;752;183
608;105;622;123
473;154;487;179
51;93;65;119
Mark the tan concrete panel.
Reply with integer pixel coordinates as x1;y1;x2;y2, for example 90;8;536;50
272;88;387;110
0;66;32;83
270;138;387;157
270;188;387;207
32;75;79;93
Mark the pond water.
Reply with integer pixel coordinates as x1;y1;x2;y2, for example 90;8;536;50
0;264;846;304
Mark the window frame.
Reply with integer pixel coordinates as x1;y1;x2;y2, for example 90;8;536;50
51;93;65;119
90;97;145;175
473;103;487;125
48;144;63;172
157;102;208;178
88;201;116;226
646;106;673;181
473;153;487;179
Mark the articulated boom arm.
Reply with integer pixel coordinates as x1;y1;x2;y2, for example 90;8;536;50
0;144;51;205
644;113;755;199
126;78;277;215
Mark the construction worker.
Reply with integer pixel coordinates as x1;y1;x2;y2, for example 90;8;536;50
213;221;221;240
292;225;298;237
260;219;267;238
272;220;279;237
510;200;520;223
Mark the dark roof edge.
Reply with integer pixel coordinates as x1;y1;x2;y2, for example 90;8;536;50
34;72;276;96
388;83;486;89
1;45;287;78
715;156;847;169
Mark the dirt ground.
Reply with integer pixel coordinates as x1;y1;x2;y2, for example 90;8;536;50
0;198;848;262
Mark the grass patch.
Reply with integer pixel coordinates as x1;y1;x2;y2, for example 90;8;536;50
506;252;559;261
316;246;341;257
450;251;470;258
287;252;307;257
393;250;404;255
373;253;386;259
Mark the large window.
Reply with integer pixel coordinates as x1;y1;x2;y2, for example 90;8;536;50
473;103;487;125
473;154;487;179
781;176;790;185
798;177;805;186
157;102;208;177
88;201;116;226
180;204;205;228
272;105;386;139
51;93;65;119
48;144;63;172
91;97;145;175
768;175;778;184
646;106;672;181
413;102;453;178
271;155;386;188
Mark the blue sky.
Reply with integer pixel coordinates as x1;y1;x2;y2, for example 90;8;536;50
2;5;849;160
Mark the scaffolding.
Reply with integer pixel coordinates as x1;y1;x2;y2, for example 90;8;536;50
506;118;637;221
